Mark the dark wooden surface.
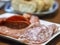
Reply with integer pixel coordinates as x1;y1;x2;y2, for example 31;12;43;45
0;0;60;45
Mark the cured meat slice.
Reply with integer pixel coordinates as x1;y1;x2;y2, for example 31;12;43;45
18;24;58;44
23;13;40;27
0;26;27;38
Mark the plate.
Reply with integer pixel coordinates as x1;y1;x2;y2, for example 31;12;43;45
0;0;10;8
4;1;59;15
0;13;60;45
0;2;6;8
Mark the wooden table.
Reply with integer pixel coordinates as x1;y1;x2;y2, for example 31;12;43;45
0;0;60;45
